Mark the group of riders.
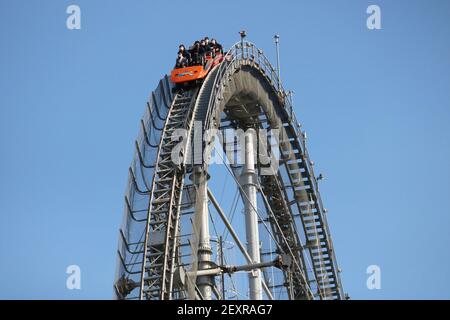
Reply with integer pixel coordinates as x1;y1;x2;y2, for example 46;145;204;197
175;37;224;69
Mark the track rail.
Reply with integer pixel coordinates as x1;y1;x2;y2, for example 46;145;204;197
115;41;344;300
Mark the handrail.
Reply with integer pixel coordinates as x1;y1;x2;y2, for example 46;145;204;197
202;40;344;298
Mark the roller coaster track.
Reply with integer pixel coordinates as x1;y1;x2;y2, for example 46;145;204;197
114;41;344;300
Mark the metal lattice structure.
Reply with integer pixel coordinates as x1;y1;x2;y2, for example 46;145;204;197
114;39;345;300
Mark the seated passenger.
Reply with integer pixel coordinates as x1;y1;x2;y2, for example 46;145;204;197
210;39;223;55
178;44;191;62
175;53;188;69
204;37;211;48
200;39;212;58
189;41;205;66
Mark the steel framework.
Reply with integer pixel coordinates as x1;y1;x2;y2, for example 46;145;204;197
114;39;345;300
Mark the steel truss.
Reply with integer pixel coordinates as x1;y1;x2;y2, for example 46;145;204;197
114;41;344;300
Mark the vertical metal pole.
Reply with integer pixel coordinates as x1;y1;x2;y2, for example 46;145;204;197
191;167;213;300
219;236;225;300
274;34;281;91
240;128;262;300
240;30;247;58
208;188;274;300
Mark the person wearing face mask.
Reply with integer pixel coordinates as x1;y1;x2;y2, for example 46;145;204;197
175;52;188;68
201;38;212;58
189;41;205;66
210;38;223;55
178;44;191;64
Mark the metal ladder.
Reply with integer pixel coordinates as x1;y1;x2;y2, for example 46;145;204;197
259;173;313;300
282;125;341;299
140;90;198;300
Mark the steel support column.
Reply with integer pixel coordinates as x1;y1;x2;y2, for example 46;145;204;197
240;129;262;300
207;188;274;300
190;166;213;300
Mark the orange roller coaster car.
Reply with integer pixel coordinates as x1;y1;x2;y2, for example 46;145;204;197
170;53;224;86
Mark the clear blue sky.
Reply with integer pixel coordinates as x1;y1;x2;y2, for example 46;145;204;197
1;0;450;299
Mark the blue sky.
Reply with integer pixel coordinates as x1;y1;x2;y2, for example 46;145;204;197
1;0;450;299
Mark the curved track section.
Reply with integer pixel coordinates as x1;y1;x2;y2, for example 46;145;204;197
114;42;344;300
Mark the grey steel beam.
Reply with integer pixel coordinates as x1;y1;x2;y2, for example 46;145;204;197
240;129;262;300
207;188;274;300
191;167;213;300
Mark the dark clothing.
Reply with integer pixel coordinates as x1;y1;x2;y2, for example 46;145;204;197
211;42;223;55
175;56;188;68
202;44;212;56
178;49;191;61
180;39;224;67
189;45;205;66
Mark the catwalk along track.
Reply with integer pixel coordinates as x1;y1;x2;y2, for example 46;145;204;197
114;39;345;301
